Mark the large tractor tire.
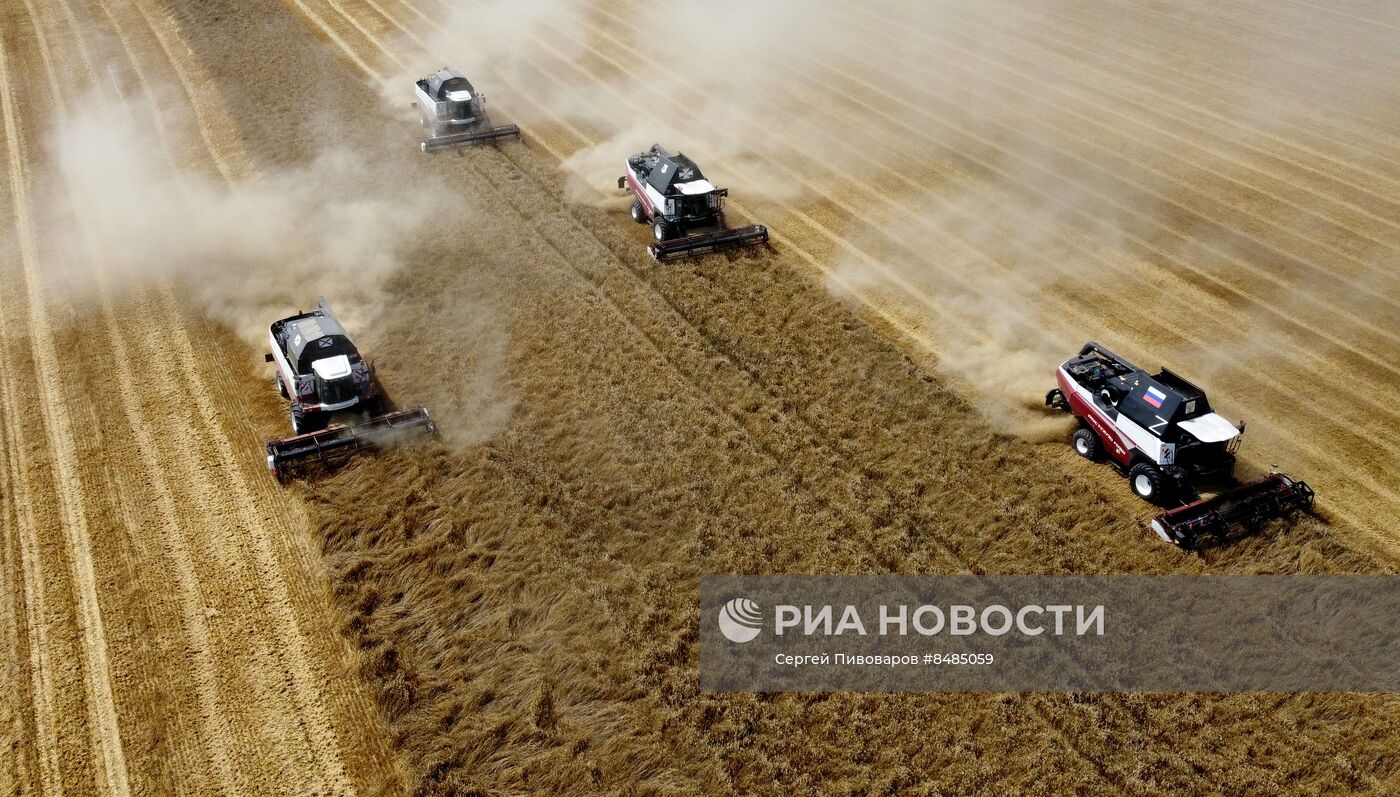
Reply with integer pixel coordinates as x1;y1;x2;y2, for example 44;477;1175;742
1128;462;1171;506
276;372;289;400
630;201;647;224
653;220;675;242
1071;428;1100;460
290;405;328;435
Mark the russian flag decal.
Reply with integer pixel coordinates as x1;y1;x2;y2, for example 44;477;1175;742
1144;386;1167;408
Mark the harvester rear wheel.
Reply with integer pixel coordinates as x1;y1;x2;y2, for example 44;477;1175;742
1128;462;1171;506
276;372;289;400
1072;428;1100;460
631;201;647;223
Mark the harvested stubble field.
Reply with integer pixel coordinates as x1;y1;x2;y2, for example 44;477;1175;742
2;0;1399;795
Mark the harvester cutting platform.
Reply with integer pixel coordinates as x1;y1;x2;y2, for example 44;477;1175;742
619;144;769;261
1047;342;1313;549
264;298;437;482
414;68;521;152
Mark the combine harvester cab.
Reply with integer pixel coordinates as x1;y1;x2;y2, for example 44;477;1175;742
1046;341;1314;549
414;68;521;152
619;144;769;261
264;298;438;482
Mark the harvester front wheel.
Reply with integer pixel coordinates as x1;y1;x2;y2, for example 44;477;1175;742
1072;428;1100;460
1128;462;1171;506
291;405;328;435
653;221;675;241
630;201;647;223
276;372;289;400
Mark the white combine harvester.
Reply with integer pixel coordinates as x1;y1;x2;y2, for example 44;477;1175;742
413;68;521;152
263;298;437;482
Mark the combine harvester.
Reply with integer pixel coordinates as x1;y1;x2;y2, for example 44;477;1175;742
619;144;769;261
1046;342;1313;550
413;68;521;153
264;298;437;482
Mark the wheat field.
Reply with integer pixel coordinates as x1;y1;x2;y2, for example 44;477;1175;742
2;0;1398;795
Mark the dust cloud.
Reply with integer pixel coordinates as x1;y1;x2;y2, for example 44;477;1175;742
42;90;515;445
44;92;444;348
388;0;841;204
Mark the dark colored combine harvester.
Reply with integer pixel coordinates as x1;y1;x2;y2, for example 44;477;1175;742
619;144;769;261
263;298;437;482
413;68;520;152
1047;342;1314;549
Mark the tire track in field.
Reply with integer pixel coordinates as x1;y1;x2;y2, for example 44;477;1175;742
0;18;131;797
0;172;46;796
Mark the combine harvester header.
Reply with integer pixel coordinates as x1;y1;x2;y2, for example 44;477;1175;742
1150;472;1314;550
266;406;437;483
1047;341;1314;549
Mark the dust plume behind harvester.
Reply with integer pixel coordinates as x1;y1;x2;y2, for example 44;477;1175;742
619;144;769;261
414;68;521;152
1046;342;1314;550
264;298;438;482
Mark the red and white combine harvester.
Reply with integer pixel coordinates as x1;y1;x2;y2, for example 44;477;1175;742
1046;342;1313;550
263;298;437;482
619;144;769;261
